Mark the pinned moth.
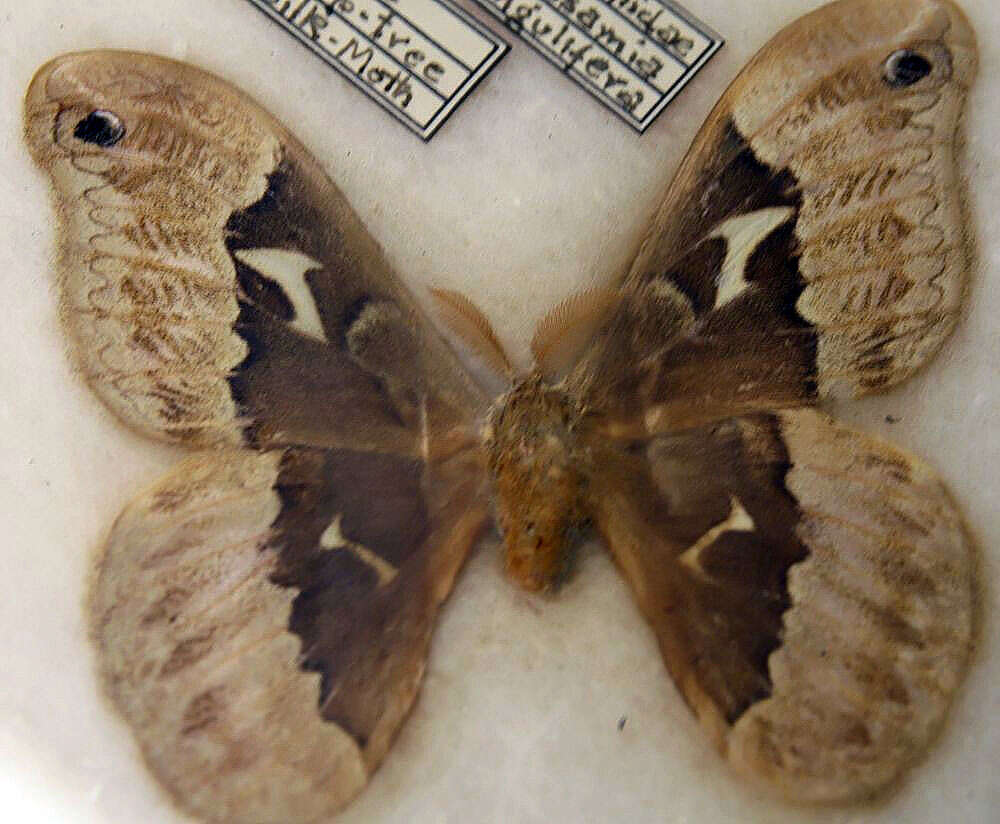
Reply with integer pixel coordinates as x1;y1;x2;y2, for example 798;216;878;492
23;0;978;820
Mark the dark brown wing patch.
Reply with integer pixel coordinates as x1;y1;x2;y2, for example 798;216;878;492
268;447;443;749
588;415;807;724
570;119;818;432
632;119;802;311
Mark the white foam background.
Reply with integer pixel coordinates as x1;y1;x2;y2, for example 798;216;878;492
0;1;997;821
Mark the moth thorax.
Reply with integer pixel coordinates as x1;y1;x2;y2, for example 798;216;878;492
485;375;586;592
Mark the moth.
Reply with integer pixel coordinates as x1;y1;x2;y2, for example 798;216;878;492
23;0;978;820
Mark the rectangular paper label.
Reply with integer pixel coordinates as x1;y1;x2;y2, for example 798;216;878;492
472;0;722;131
245;0;508;139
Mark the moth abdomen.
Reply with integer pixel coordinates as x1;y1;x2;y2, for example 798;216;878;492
486;374;589;591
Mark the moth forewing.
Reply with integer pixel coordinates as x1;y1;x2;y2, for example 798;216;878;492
578;0;977;428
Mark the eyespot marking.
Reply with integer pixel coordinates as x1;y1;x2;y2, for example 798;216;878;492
73;109;126;147
883;50;932;88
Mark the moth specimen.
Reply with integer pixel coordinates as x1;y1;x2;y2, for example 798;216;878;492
24;0;978;819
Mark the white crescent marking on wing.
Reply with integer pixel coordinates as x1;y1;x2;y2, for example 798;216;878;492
320;514;399;586
233;247;328;342
710;206;795;309
679;495;756;575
